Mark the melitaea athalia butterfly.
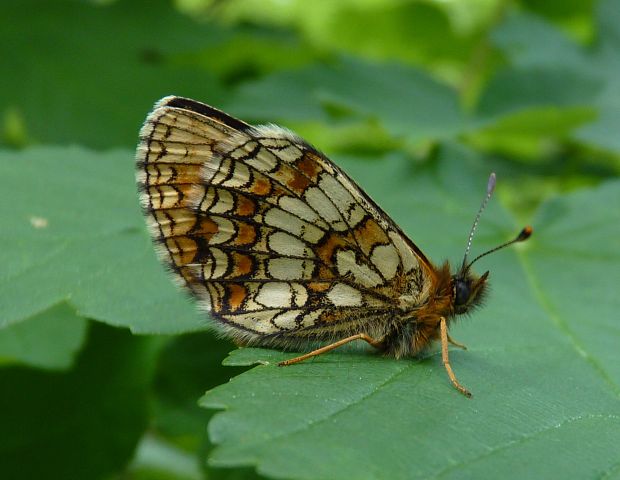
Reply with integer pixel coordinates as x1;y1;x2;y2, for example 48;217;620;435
136;96;532;397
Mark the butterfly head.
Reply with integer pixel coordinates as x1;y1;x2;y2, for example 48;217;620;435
451;173;532;316
451;269;488;315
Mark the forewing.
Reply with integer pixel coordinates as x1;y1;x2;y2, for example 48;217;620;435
136;96;433;343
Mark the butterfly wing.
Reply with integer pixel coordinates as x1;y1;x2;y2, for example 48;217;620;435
136;96;435;346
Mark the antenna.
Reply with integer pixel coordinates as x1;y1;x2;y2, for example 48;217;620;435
464;226;532;271
461;172;496;271
460;172;533;273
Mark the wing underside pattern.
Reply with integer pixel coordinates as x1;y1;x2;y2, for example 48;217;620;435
136;96;433;344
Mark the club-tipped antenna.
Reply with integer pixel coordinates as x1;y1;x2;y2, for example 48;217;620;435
465;226;532;271
461;173;496;271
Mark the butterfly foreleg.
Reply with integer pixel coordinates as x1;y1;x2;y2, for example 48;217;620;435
440;317;472;398
278;334;384;366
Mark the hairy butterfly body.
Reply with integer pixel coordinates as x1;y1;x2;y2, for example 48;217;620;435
136;96;531;397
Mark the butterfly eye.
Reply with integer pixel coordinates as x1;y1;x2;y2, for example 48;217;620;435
454;279;471;306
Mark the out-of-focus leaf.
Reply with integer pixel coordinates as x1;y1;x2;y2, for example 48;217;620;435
128;434;203;480
153;332;244;446
467;106;596;159
491;12;590;69
226;57;467;145
518;0;596;39
0;147;203;334
206;0;494;66
465;13;600;156
476;67;601;117
150;332;256;479
314;2;479;73
0;0;228;148
193;28;321;82
0;322;158;479
573;0;620;153
0;302;87;370
200;147;620;479
484;0;620;155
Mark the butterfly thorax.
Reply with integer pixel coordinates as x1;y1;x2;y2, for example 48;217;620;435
383;262;488;358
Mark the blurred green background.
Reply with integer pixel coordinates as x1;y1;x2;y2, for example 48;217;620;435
1;0;619;479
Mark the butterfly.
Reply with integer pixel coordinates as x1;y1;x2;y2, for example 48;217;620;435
136;96;531;397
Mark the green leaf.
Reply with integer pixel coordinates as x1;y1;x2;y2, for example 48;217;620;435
226;57;467;144
0;322;159;479
128;434;204;480
308;2;479;69
484;1;620;155
519;0;595;20
200;146;620;479
0;146;203;334
0;0;228;148
152;333;245;447
525;180;620;383
518;0;596;39
573;0;620;152
466;13;601;156
491;12;590;70
149;332;260;480
466;106;597;159
227;58;465;142
194;28;321;81
0;302;87;370
208;0;494;66
477;67;601;116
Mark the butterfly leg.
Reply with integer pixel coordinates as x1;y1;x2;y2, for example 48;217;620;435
447;334;467;350
278;334;384;366
440;317;472;398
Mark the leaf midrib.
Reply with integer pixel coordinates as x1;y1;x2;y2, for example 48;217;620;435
516;245;620;397
432;413;620;479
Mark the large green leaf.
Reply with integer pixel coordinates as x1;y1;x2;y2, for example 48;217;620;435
200;145;620;479
0;322;159;479
0;146;203;334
